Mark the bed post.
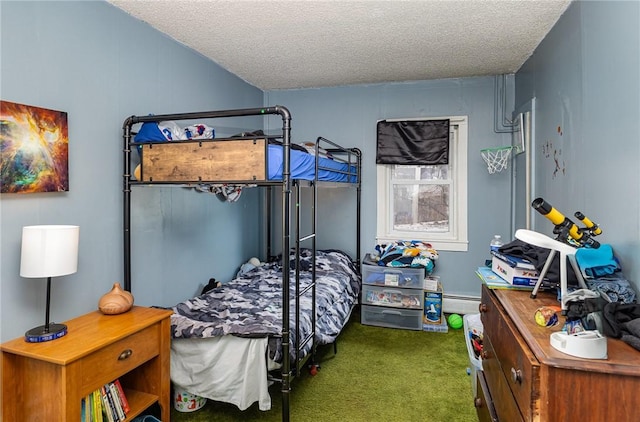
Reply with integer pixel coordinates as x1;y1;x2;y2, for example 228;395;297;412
266;185;272;261
274;105;292;422
354;147;363;268
122;117;135;292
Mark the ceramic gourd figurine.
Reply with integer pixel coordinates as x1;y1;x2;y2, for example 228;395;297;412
98;282;134;315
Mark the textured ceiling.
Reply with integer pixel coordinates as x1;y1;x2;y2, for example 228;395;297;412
107;0;572;90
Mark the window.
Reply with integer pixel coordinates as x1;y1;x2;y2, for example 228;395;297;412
376;116;468;251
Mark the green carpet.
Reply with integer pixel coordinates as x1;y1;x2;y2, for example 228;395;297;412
170;309;477;422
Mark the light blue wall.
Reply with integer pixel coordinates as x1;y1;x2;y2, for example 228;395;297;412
3;0;636;343
265;78;515;297
266;0;640;299
515;1;640;288
0;1;264;341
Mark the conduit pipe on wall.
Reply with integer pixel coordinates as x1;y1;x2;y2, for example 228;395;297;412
494;74;516;134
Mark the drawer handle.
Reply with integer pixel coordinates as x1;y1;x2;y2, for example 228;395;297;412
474;397;484;409
479;303;487;313
118;349;133;361
511;367;523;384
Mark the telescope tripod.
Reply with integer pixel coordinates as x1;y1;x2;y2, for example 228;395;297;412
515;229;589;314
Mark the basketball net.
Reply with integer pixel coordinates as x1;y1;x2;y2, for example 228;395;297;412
481;146;513;174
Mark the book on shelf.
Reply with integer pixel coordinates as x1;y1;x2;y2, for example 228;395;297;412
82;379;129;422
109;381;126;421
94;389;104;422
100;385;115;422
113;379;131;414
106;383;121;422
88;392;95;422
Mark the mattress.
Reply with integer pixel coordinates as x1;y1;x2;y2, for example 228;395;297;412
267;145;358;183
135;139;357;184
169;249;361;410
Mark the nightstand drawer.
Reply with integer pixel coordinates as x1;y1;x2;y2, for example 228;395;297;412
80;324;159;392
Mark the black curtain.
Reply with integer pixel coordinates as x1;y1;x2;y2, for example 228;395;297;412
376;119;450;165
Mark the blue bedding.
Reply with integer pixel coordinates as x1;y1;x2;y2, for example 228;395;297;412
135;121;357;183
267;145;358;182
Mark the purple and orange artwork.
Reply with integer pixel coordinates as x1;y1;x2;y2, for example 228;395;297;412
1;101;69;193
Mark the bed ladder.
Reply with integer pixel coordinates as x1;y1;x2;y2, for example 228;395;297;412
293;179;318;376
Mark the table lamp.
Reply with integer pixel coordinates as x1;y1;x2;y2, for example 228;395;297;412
20;225;80;342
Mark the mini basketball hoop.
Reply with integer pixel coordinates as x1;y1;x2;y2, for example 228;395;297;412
480;146;513;174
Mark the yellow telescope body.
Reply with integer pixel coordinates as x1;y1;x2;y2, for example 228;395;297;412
575;211;602;236
531;198;583;241
531;198;601;248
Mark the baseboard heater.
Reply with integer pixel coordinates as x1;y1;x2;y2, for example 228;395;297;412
442;294;480;315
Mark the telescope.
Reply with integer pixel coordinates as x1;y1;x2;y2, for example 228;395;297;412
574;211;602;236
531;198;601;248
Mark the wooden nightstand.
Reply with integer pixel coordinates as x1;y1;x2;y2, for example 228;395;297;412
1;306;173;422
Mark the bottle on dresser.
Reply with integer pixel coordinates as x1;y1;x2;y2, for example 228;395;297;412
490;235;504;253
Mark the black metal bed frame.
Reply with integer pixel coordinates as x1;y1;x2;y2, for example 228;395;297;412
121;105;361;422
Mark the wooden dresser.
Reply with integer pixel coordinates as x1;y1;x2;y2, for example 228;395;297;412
1;306;173;422
477;284;640;422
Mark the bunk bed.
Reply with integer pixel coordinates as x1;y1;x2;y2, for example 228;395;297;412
121;106;362;422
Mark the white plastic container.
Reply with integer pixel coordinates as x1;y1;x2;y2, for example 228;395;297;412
173;387;207;412
464;313;484;397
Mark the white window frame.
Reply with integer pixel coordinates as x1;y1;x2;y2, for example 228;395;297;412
376;116;468;252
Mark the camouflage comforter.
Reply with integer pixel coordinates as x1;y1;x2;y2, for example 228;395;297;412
171;249;361;362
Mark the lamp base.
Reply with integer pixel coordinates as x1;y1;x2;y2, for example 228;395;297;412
24;323;67;343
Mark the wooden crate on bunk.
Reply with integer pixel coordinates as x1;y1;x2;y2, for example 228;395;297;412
140;138;267;182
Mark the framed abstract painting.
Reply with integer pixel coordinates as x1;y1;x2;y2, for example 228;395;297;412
1;101;69;193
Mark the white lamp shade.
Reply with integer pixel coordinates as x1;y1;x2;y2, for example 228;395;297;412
20;225;80;278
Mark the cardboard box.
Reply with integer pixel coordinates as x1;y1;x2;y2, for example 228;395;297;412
423;275;440;291
423;281;443;324
490;252;540;286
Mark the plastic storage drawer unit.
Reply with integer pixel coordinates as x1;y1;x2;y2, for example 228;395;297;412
361;305;423;330
361;260;425;288
362;285;422;309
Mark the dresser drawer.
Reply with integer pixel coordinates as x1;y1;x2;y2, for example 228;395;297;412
361;305;423;330
482;286;540;421
482;333;524;422
362;285;423;309
475;370;498;422
80;324;159;392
